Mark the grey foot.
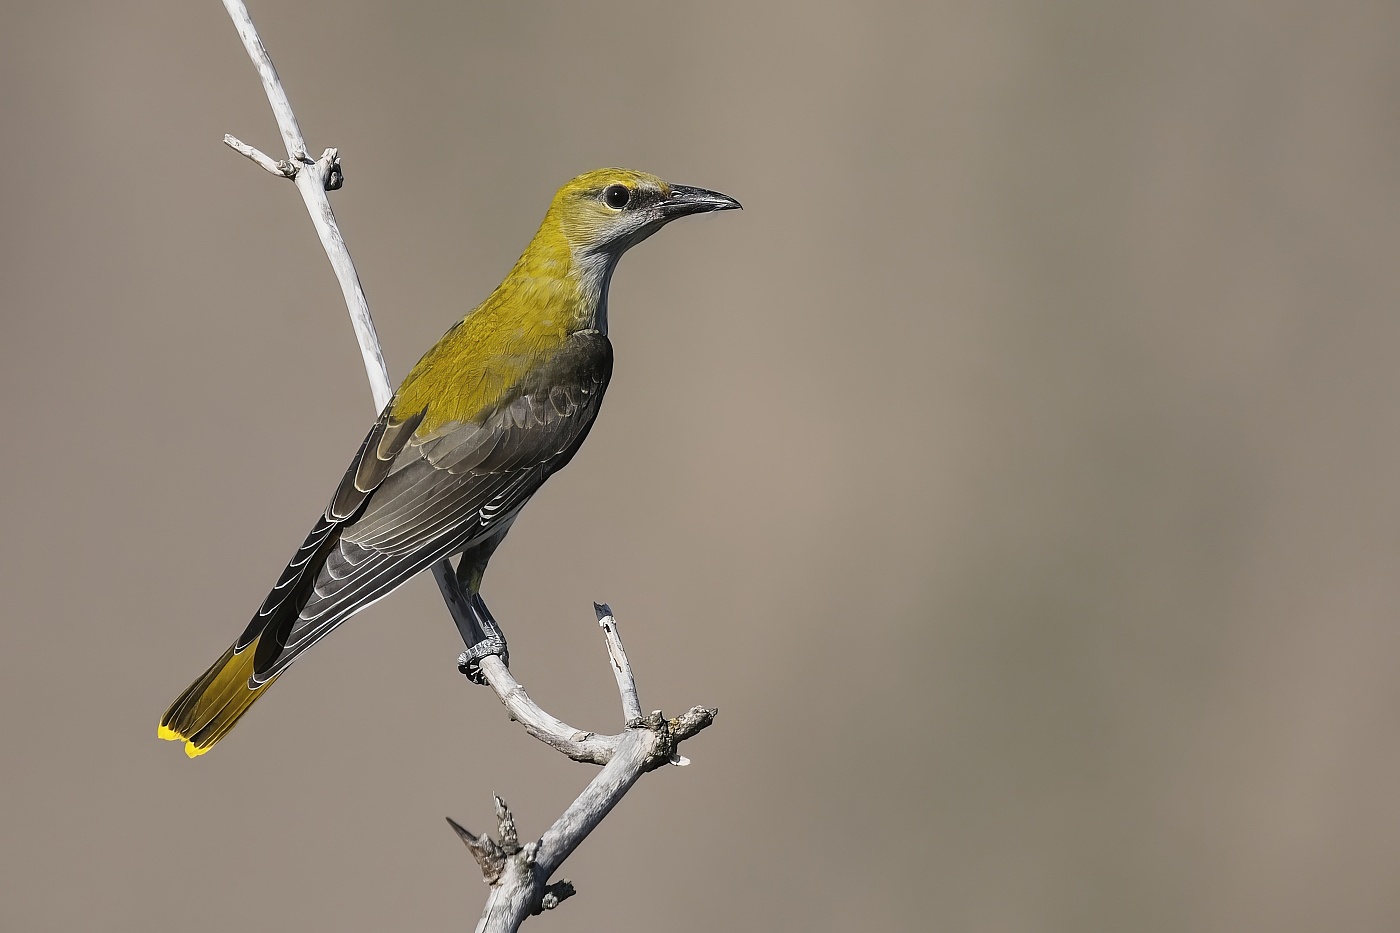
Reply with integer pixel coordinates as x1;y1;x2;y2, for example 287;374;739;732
457;592;509;685
431;560;510;685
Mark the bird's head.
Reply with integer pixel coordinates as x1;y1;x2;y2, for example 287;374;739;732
506;168;740;333
547;168;741;262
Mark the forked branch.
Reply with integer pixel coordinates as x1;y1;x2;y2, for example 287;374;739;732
448;608;715;931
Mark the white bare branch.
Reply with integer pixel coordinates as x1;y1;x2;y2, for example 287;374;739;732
459;706;716;933
474;655;616;765
594;603;643;725
220;0;391;412
457;612;715;932
222;134;294;178
214;4;717;930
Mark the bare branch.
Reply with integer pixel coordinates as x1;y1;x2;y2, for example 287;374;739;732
215;5;718;930
220;0;390;411
476;655;618;764
223;134;295;178
452;704;717;932
445;608;717;930
221;0;460;661
594;603;643;725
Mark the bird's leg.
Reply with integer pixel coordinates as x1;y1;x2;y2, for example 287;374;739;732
432;543;510;685
458;590;509;685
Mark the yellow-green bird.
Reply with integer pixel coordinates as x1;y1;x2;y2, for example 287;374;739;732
159;168;740;757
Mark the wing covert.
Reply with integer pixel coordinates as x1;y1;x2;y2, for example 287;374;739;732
250;330;613;681
234;405;424;652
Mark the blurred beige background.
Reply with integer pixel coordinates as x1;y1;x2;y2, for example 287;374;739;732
3;1;1399;930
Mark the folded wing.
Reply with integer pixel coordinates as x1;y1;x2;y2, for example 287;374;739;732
248;330;613;682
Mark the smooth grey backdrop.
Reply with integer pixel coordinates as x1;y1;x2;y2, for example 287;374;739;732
3;1;1399;930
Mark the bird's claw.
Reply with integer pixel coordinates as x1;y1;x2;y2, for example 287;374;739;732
456;590;509;684
458;635;508;685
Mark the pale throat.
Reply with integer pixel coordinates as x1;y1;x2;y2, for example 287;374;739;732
571;244;622;336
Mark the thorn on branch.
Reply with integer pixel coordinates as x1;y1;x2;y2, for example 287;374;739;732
446;816;507;884
452;800;580;917
494;795;520;851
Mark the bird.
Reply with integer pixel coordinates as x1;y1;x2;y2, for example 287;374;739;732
159;168;740;757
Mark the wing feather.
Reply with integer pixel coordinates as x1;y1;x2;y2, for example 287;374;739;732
247;331;612;683
235;406;424;651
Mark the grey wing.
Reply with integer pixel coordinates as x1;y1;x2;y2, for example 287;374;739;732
235;406;425;653
250;331;613;682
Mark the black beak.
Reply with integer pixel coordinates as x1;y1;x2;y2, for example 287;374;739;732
664;184;743;217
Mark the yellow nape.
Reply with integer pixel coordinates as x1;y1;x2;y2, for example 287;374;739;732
390;168;670;434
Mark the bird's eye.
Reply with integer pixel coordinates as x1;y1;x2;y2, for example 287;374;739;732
603;185;631;210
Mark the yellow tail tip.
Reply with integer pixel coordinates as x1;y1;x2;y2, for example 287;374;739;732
158;722;210;757
160;638;276;758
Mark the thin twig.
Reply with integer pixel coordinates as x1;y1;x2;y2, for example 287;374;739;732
594;603;643;725
221;0;460;619
220;0;390;411
474;655;617;764
223;134;295;178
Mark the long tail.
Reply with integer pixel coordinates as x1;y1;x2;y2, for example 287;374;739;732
157;408;419;757
158;635;278;757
